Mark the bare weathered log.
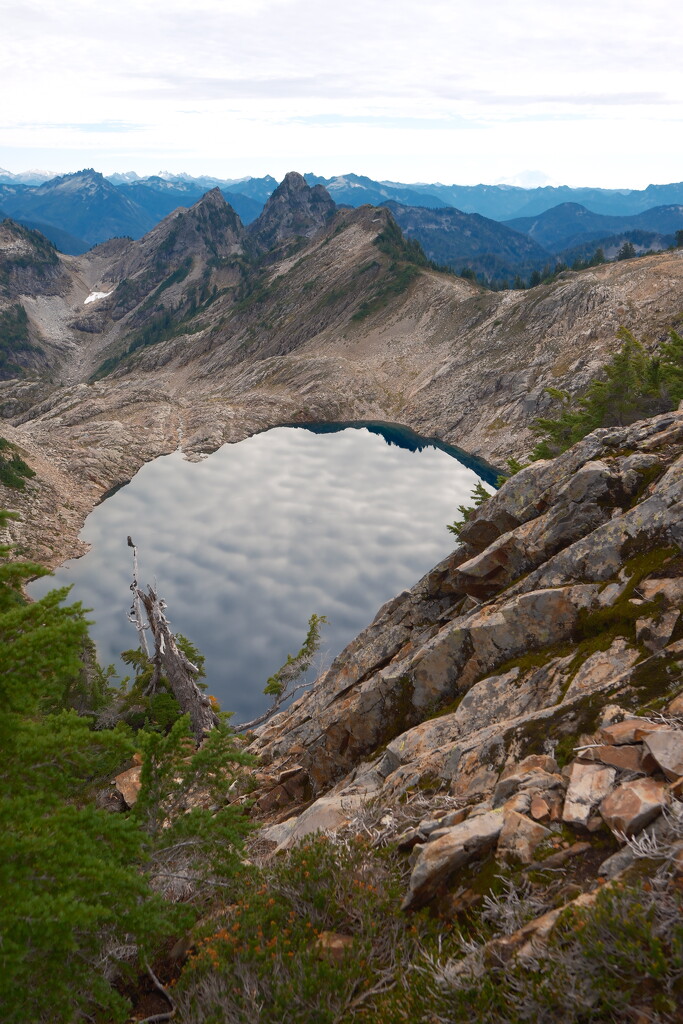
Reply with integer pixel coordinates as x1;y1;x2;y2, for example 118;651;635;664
128;540;218;743
128;537;149;657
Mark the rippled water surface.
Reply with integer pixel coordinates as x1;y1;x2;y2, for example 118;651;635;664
29;424;493;721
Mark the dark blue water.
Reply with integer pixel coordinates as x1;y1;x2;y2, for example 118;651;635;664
28;424;493;722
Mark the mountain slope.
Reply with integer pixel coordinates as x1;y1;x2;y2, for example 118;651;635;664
0;170;156;246
383;200;552;281
2;172;683;569
506;202;683;252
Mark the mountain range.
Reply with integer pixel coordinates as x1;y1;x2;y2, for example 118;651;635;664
2;168;683;285
2;170;683;546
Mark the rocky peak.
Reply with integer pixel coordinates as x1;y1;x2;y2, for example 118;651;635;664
107;188;244;284
248;171;336;253
35;168;108;196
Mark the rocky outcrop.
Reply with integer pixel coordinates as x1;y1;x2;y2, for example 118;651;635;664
248;172;336;254
0;219;69;300
251;407;683;797
236;402;683;956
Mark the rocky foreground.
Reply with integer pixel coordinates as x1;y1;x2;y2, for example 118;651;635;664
242;404;683;953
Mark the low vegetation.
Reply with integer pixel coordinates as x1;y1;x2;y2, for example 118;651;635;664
0;303;41;379
0;511;254;1023
0;436;36;489
532;326;683;458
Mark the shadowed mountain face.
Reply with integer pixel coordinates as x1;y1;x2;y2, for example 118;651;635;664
117;177;263;226
248;172;336;254
505;202;683;252
407;180;683;219
382;200;551;281
0;169;157;247
304;172;445;210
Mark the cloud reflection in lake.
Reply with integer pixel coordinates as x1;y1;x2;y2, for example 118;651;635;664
28;425;489;721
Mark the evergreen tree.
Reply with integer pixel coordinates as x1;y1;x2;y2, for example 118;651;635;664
661;329;683;406
0;512;253;1023
447;480;493;538
531;328;674;459
617;240;637;260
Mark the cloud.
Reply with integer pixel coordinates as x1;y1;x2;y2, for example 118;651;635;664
0;0;681;186
455;91;672;108
1;120;147;134
125;72;354;101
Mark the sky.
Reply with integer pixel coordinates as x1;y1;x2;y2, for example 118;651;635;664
1;0;681;188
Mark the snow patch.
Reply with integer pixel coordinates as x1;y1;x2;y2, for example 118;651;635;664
84;290;112;305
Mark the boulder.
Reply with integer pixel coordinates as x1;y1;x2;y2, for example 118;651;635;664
497;811;551;864
313;931;354;963
637;610;680;653
493;768;564;808
563;638;639;701
562;762;616;828
599;719;664;745
273;787;374;851
600;777;669;836
577;743;646;773
643;729;683;782
114;765;142;808
402;810;504;910
529;791;563;822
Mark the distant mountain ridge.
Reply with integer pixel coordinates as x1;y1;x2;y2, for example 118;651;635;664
3;167;683;286
381;201;551;282
505;202;683;252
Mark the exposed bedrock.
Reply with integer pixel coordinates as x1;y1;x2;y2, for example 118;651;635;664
250;407;683;826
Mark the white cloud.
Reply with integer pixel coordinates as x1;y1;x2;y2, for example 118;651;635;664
0;0;681;186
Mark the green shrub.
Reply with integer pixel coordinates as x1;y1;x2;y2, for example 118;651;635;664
0;303;41;379
532;327;682;458
0;512;253;1023
175;834;423;1024
0;436;35;489
447;480;493;538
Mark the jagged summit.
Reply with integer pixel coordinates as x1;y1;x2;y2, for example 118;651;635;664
117;188;243;271
248;171;336;252
151;187;243;253
277;171;309;193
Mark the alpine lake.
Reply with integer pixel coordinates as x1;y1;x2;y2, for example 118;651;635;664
28;423;497;723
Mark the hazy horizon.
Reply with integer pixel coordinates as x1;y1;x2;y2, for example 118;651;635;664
0;163;677;193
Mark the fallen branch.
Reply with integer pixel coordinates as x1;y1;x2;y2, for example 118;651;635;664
135;958;176;1023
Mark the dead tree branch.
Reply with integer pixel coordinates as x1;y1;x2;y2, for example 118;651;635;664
128;540;218;743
